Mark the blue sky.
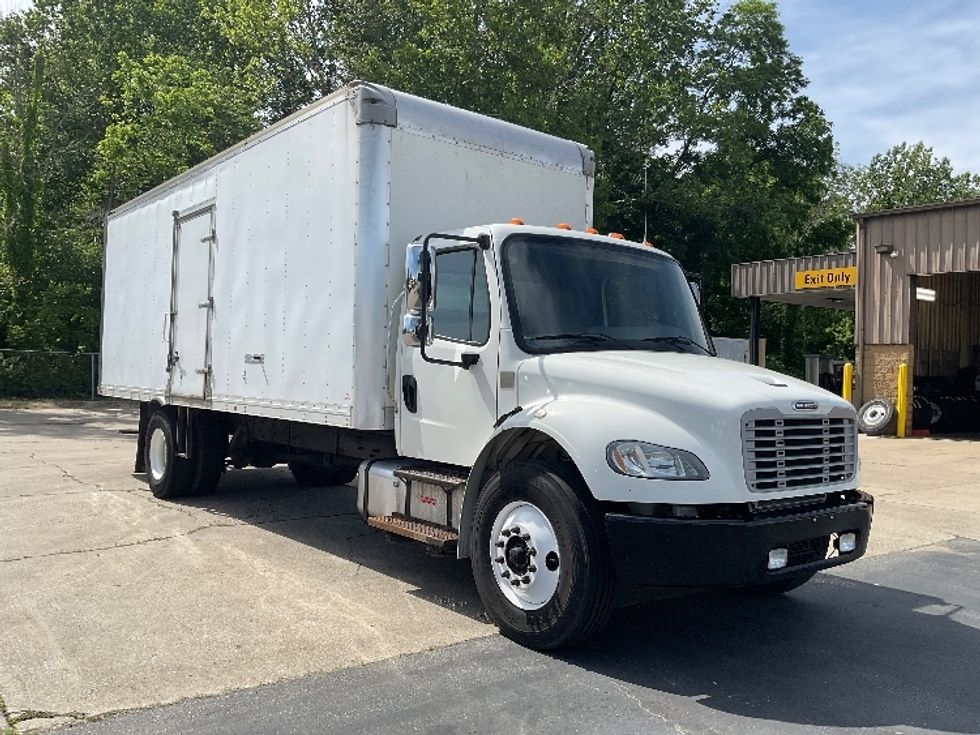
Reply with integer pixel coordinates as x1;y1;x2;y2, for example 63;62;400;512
2;0;978;172
779;0;980;172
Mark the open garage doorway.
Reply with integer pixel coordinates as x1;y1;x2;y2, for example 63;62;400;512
912;271;980;434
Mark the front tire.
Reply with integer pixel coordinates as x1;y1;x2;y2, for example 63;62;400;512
470;461;614;649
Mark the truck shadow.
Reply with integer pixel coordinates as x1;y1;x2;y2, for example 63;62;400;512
558;573;980;732
181;467;980;732
175;466;489;622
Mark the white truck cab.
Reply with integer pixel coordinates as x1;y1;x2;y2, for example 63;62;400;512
100;83;872;650
365;222;872;647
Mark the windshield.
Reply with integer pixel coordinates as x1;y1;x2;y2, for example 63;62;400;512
501;235;712;356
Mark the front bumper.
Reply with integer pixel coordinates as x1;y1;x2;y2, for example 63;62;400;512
604;491;873;588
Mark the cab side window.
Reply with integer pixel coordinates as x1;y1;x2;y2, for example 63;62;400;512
432;249;490;344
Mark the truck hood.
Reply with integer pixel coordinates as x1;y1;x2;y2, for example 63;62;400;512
510;350;858;504
515;350;850;416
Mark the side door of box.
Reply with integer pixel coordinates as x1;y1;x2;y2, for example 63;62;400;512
167;203;215;399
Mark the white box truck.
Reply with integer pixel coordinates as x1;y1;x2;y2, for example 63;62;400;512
101;82;873;648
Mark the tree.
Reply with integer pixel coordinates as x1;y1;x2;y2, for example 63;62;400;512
846;141;980;214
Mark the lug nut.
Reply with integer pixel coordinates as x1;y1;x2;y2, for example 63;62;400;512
521;533;530;541
511;579;521;586
496;556;505;564
495;541;505;548
528;548;537;556
502;529;511;537
522;576;531;584
511;526;520;535
529;565;537;573
501;570;510;578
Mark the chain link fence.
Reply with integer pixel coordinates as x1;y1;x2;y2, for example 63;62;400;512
0;349;100;399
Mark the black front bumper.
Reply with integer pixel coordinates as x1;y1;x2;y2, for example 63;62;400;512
605;491;873;588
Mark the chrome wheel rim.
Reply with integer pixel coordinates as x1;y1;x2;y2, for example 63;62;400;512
148;426;168;482
490;501;560;611
863;405;887;427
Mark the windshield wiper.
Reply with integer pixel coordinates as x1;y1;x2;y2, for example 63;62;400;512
639;335;712;355
527;332;636;350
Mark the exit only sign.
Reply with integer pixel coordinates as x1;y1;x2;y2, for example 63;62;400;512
794;266;857;290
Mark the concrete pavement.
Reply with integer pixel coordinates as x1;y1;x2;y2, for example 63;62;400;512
0;404;490;732
1;404;979;732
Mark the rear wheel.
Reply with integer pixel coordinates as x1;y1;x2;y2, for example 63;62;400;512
145;411;191;499
470;461;614;649
144;410;226;498
289;460;357;487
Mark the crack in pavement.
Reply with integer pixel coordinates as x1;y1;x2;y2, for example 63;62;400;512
27;452;105;492
0;511;361;563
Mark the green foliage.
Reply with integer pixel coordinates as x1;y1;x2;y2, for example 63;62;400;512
1;0;977;394
846;141;980;213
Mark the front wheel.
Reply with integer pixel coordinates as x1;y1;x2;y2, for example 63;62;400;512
470;461;614;649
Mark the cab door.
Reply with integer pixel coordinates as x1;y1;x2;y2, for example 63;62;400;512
398;239;499;466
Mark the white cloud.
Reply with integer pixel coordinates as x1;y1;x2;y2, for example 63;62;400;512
779;0;980;172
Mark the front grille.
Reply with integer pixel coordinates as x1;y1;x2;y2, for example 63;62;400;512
742;410;857;492
787;535;830;566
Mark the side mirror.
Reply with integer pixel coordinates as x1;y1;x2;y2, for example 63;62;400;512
401;313;432;348
405;244;434;312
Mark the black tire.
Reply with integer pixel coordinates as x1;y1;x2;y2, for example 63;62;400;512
740;571;816;596
144;410;226;498
188;414;227;496
857;398;894;435
144;411;192;499
470;461;615;650
289;460;358;487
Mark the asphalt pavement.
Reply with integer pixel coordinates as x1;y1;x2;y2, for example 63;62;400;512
63;539;980;734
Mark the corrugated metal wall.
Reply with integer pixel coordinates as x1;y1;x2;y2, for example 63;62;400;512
857;201;980;344
914;272;980;377
731;252;855;298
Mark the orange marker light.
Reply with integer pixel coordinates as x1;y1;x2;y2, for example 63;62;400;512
585;227;598;234
510;217;525;225
609;232;625;240
556;222;572;230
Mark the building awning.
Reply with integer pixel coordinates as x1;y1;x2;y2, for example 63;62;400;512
731;251;856;310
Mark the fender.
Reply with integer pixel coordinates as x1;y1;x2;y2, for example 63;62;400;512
457;394;726;558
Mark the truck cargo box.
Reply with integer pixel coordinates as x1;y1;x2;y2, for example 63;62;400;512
100;82;594;430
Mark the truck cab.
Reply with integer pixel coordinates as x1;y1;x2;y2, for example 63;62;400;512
361;222;872;648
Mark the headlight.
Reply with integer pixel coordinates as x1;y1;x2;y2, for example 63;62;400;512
606;441;709;480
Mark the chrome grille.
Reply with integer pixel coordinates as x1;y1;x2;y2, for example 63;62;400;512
742;410;857;492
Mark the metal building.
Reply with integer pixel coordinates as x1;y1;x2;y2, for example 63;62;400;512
732;198;980;436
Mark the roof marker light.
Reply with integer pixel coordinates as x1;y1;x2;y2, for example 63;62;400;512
510;217;525;225
556;222;572;230
609;232;625;240
585;227;598;234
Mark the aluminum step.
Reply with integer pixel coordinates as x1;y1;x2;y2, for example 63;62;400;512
393;464;468;490
367;514;459;552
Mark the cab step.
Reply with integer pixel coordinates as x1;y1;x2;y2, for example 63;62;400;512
393;464;468;489
367;514;459;552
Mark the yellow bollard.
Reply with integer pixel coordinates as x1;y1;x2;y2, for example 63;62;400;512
896;362;908;438
842;362;853;403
